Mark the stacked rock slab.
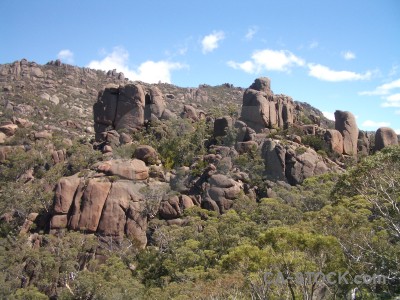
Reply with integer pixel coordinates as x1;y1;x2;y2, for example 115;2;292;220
334;110;358;156
375;127;398;151
93;83;166;141
49;159;150;248
239;77;294;132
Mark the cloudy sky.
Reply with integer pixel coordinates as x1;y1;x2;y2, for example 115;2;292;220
1;0;399;132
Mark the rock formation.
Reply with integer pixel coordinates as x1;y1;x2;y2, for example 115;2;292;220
334;110;358;155
262;139;341;185
93;83;167;141
239;77;294;132
49;159;152;248
324;129;344;155
375;127;398;151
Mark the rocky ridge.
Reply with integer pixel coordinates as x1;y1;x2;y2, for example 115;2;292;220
0;59;399;248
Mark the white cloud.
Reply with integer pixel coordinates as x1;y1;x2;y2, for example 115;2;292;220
322;111;335;121
87;47;186;84
201;31;225;54
359;78;400;96
227;60;255;73
395;129;400;134
228;49;305;74
245;26;258;41
362;120;390;128
342;51;356;60
382;93;400;107
395;110;400;115
308;63;372;82
57;49;74;63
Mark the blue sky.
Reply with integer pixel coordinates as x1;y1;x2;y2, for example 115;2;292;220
1;0;400;132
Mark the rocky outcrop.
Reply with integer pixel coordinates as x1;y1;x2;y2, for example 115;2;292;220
158;195;195;220
357;131;370;156
324;129;343;155
134;145;158;164
202;174;241;214
96;159;149;181
334;110;358;155
214;116;233;137
93;83;167;141
49;159;154;248
375;127;398;151
181;105;205;121
262;139;341;185
240;78;294;132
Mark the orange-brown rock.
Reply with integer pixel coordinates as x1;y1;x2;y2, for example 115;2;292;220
324;129;344;154
97;159;149;180
334;110;358;155
375;127;398;151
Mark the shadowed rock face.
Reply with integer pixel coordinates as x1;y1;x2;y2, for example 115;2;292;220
261;139;342;185
240;78;294;132
334;110;358;156
375;127;398;151
93;83;166;141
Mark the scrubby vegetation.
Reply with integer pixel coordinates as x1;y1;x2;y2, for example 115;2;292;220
0;141;399;298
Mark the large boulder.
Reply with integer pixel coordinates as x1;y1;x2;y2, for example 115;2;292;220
324;129;343;154
375;127;398;151
134;145;158;164
93;83;166;141
214;116;233;137
49;173;151;248
96;159;149;181
334;110;358;155
205;174;241;213
240;78;294;132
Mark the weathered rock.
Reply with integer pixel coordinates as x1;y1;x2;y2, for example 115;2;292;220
262;140;286;181
161;108;176;120
97;159;149;181
52;149;66;164
182;105;199;121
134;145;158;164
159;196;181;220
236;141;258;153
206;174;241;213
180;195;195;209
50;174;149;248
262;139;341;185
249;77;271;93
301;125;317;135
285;148;329;185
334;110;358;155
357;131;370;156
214;116;233;137
119;132;132;144
34;131;52;140
19;213;39;235
375;127;398;151
0;124;18;136
71;179;112;232
324;129;344;154
240;78;294;132
97;181;144;237
93;83;167;140
54;174;81;214
0;132;6;144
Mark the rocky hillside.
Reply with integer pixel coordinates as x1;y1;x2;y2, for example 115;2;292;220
0;59;399;299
